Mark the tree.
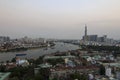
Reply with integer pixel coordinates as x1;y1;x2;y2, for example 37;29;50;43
39;68;50;80
99;64;105;75
35;74;44;80
68;73;88;80
0;65;6;72
52;77;58;80
9;77;19;80
11;57;16;62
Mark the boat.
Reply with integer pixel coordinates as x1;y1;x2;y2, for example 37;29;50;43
51;47;55;49
43;48;48;50
16;54;27;56
47;44;50;47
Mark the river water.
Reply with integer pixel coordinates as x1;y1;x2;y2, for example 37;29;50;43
0;42;79;62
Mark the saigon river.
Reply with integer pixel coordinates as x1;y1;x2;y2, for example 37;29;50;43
0;42;80;62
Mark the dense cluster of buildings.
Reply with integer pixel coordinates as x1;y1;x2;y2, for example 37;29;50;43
0;25;120;80
81;25;118;46
34;49;120;80
0;56;30;80
0;36;51;52
55;25;120;46
1;48;120;80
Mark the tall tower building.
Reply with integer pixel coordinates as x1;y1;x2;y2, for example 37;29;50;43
84;24;87;41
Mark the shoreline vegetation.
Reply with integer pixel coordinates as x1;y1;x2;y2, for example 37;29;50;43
0;43;55;53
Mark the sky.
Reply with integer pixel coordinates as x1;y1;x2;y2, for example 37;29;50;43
0;0;120;39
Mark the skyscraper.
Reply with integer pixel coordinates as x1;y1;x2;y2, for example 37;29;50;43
84;24;87;41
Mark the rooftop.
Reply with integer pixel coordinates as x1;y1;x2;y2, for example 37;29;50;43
44;55;76;60
38;63;52;68
50;66;99;71
0;72;11;80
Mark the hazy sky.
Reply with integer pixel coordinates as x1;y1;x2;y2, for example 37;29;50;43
0;0;120;39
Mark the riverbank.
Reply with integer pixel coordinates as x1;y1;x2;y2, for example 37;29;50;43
0;42;79;62
0;43;55;53
0;47;28;52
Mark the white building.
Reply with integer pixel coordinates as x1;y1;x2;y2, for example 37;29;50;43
105;67;112;77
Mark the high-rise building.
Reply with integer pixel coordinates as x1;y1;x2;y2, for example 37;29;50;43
97;35;107;42
87;35;98;41
0;36;10;42
81;25;115;45
83;24;87;41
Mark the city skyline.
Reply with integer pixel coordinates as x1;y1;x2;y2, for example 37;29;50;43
0;0;120;39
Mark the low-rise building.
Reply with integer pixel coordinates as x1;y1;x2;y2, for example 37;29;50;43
44;55;76;60
0;72;11;80
50;66;99;80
